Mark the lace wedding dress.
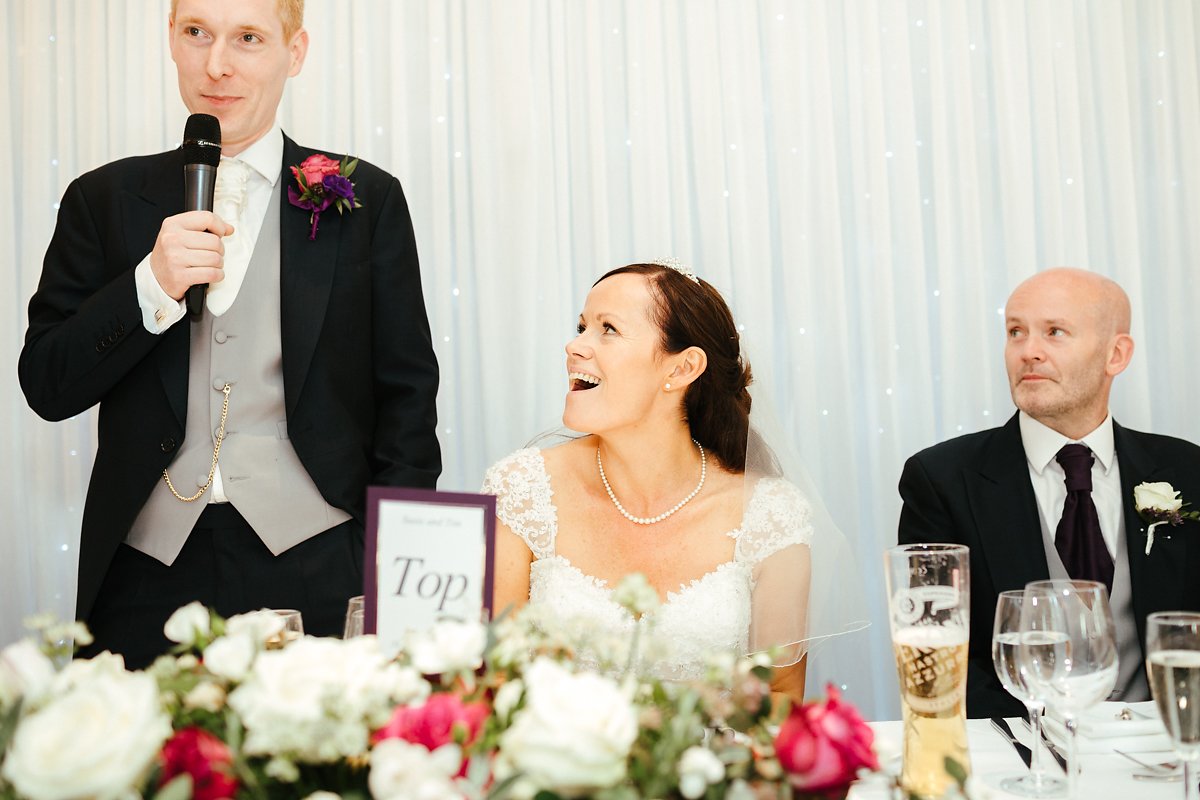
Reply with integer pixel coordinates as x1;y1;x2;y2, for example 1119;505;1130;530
482;448;813;680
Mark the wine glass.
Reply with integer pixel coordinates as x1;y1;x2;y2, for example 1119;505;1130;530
1018;580;1118;800
266;608;304;649
1146;611;1200;800
992;590;1066;796
343;595;365;639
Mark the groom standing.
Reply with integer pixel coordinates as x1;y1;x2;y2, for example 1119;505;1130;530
898;268;1200;718
18;0;440;667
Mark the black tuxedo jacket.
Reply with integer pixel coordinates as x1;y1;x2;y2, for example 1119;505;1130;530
898;412;1200;718
19;134;441;620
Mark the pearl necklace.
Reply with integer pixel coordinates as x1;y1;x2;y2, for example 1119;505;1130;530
596;439;707;525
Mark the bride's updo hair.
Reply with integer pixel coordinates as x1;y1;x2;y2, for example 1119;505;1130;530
594;263;753;472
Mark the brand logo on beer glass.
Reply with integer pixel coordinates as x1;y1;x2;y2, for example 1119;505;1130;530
885;544;971;799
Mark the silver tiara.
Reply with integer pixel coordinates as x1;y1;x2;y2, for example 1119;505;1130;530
649;257;700;284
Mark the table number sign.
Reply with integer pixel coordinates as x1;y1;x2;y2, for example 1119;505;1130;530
363;487;496;655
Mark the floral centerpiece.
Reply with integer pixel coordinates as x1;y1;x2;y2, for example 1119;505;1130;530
0;578;881;800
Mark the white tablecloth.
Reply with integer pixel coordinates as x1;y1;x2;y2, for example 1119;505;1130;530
849;718;1178;799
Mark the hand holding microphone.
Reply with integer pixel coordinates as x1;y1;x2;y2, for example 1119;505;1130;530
147;114;232;315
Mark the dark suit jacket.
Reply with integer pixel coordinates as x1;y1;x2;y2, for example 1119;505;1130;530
898;412;1200;718
19;134;441;621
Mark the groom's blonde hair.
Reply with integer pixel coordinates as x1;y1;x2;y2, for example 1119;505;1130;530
170;0;305;41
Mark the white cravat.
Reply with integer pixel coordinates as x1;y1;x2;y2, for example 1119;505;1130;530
207;158;252;317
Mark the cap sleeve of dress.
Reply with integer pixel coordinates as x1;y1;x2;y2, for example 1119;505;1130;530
480;448;557;560
734;477;815;665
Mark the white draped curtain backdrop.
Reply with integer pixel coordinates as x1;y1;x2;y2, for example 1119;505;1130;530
4;0;1198;719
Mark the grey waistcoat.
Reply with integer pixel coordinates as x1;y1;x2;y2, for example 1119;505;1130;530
126;187;350;565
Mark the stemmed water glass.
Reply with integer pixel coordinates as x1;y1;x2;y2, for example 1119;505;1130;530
1146;611;1200;800
992;590;1066;796
1018;579;1118;800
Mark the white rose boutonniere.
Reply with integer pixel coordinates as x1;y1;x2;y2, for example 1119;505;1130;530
1135;481;1200;555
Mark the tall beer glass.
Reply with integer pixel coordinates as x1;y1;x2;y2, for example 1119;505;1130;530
885;544;971;798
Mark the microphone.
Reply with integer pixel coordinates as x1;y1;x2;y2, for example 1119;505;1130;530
182;113;222;319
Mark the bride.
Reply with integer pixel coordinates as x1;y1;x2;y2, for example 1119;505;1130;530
484;261;847;702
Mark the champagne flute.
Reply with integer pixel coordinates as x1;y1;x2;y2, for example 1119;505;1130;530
992;590;1066;796
1018;580;1118;800
344;595;365;639
1146;611;1200;800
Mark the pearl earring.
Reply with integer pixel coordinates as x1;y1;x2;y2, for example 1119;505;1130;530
664;382;672;390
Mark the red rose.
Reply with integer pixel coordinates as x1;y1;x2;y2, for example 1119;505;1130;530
159;727;239;800
290;153;343;187
373;693;489;776
775;684;879;796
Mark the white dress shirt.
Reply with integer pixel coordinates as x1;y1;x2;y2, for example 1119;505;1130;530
1020;410;1123;557
134;125;283;332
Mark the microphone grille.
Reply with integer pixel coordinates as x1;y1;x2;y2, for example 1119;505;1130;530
182;113;222;167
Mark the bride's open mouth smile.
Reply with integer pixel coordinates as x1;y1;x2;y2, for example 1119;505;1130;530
568;372;601;392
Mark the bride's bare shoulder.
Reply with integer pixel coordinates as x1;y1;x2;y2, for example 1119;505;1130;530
538;435;595;481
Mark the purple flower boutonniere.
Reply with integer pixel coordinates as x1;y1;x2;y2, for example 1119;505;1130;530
1135;481;1200;555
287;153;363;240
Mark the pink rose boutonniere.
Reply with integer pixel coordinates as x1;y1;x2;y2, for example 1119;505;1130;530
287;153;362;240
775;684;880;798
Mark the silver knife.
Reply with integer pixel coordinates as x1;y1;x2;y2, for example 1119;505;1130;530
990;718;1033;768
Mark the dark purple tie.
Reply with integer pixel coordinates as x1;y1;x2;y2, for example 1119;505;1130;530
1054;444;1114;591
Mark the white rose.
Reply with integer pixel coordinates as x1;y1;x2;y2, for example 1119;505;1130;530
302;793;344;800
0;639;56;707
163;601;211;646
229;636;419;762
46;651;126;698
369;739;465;800
225;608;286;643
407;620;487;675
183;681;227;712
203;632;258;681
1134;482;1184;512
2;670;171;800
498;658;637;795
678;746;725;799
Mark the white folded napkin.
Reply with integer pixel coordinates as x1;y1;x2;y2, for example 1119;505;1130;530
1043;701;1173;754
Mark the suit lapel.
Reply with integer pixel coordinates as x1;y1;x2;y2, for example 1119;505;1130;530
1116;421;1182;647
966;414;1051;592
123;150;189;428
279;134;343;416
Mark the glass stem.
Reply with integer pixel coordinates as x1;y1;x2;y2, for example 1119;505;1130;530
1186;759;1199;800
1026;704;1047;787
1065;715;1079;799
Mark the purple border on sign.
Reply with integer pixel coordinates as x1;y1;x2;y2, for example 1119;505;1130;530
363;486;497;636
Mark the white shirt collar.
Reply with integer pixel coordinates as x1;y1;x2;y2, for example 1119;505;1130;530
222;123;283;186
1019;410;1116;475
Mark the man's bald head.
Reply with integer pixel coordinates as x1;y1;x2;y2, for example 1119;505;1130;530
1009;267;1131;338
1004;267;1135;439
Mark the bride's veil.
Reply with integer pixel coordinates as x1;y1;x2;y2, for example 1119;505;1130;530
738;351;871;671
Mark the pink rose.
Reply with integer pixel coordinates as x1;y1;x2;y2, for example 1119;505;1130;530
290;153;342;187
373;693;489;775
159;727;239;800
775;684;879;796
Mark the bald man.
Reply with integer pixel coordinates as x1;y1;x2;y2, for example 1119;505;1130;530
898;268;1200;718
